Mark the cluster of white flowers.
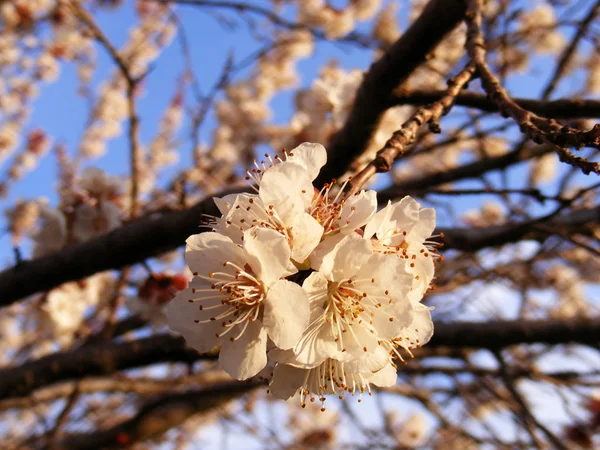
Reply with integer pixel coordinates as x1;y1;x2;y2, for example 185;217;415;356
30;167;123;258
461;202;506;228
291;0;381;39
40;272;114;344
168;143;438;407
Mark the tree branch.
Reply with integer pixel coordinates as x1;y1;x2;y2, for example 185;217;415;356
1;318;597;402
49;381;262;450
316;0;468;186
0;191;597;307
392;90;600;119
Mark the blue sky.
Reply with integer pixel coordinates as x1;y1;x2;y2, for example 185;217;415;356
1;2;599;447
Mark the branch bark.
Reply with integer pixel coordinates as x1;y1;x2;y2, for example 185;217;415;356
2;317;597;402
0;192;597;306
392;90;600;119
316;0;467;186
49;381;262;450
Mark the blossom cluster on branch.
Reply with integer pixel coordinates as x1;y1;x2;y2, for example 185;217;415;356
168;142;439;407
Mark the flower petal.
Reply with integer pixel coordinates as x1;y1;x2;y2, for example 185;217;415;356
166;287;224;353
214;193;265;244
219;320;268;380
338;190;377;233
291;273;341;366
212;193;239;216
263;280;310;350
290;212;324;263
286;142;327;181
311;233;372;281
366;362;398;387
185;232;246;275
363;200;392;240
269;363;305;400
259;162;313;226
343;343;390;373
243;227;296;286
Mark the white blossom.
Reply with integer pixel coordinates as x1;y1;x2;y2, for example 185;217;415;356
168;228;310;380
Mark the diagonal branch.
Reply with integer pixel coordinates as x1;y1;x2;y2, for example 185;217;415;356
49;381;262;450
392;90;600;119
464;0;600;174
1;317;597;402
0;191;597;307
316;0;468;186
346;64;476;195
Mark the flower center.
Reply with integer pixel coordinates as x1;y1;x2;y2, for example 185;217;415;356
190;261;266;341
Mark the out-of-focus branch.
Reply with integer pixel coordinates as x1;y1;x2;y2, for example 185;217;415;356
1;318;597;402
0;334;215;401
316;0;468;186
69;1;143;217
158;0;373;46
0;372;232;411
49;381;263;450
0;187;236;306
378;143;553;195
0;191;597;306
540;0;600;100
346;65;476;196
392;90;600;119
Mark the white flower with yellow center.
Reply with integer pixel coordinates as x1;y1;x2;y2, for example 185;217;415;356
212;142;377;266
291;233;414;368
167;227;310;380
364;196;439;299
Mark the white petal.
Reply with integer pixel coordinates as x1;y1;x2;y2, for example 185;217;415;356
269;348;315;369
338;190;377;233
405;305;434;347
377;196;420;246
343;344;390;373
166;287;223;352
263;280;310;350
213;193;239;215
339;322;380;361
364;200;392;240
269;363;305;400
312;233;372;281
413;206;436;240
243;227;296;286
288;273;341;366
219;321;268;380
358;253;413;301
407;245;435;300
293;322;340;367
290;212;324;263
259;162;313;226
308;233;345;274
366;362;397;387
214;194;265;244
185;232;246;275
286;142;327;181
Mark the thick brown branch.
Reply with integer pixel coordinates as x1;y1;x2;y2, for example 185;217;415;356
392;90;600;119
316;0;468;186
0;334;215;401
1;318;597;402
0;191;597;306
49;382;262;450
0;189;231;306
